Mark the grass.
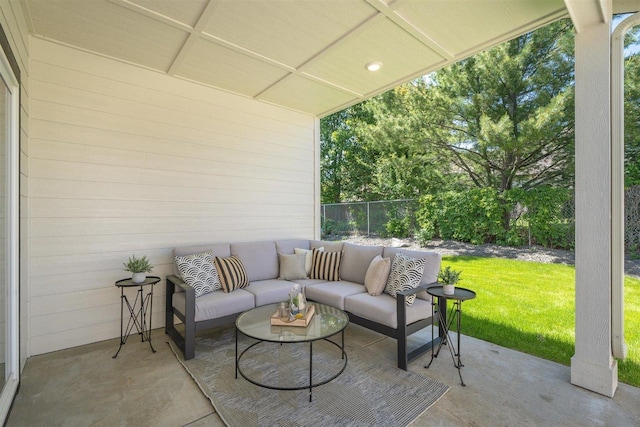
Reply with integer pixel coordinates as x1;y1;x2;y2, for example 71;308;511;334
440;256;640;387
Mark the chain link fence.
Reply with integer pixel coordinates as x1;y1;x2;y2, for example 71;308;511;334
626;185;640;254
321;199;418;237
322;186;640;254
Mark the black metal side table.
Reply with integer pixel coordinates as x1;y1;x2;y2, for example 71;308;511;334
113;276;160;358
425;285;476;386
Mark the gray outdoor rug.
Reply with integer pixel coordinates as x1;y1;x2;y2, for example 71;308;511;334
168;326;450;427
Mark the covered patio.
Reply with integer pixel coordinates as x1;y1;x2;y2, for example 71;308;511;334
7;326;640;425
0;0;637;423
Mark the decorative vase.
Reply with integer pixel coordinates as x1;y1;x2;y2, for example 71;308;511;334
443;284;455;295
289;283;307;316
132;272;146;284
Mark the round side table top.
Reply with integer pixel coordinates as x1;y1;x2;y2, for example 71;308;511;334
115;276;161;288
427;285;476;301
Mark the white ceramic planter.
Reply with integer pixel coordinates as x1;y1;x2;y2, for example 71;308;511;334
132;272;146;284
443;284;455;295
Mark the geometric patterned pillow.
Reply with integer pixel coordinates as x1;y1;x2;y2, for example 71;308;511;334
384;253;426;306
174;251;220;297
310;248;342;281
214;255;249;293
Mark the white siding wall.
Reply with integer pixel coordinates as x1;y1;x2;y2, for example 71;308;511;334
0;0;30;369
29;38;317;355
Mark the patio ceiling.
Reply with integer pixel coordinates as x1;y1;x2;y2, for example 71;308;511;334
21;0;572;117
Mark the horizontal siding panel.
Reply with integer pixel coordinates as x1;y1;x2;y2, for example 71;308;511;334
30;215;312;238
30;138;312;177
30;198;312;219
32;120;311;162
32;61;312;140
30;159;312;192
29;267;170;298
31;302;166;337
31;92;312;153
30;178;312;204
32;253;174;279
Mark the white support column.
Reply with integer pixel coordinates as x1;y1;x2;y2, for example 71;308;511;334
571;12;618;397
314;117;322;240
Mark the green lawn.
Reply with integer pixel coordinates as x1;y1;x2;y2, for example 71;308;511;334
440;256;640;387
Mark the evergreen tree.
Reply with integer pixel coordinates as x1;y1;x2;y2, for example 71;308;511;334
365;20;575;195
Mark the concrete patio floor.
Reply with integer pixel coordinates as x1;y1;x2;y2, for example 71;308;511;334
6;324;640;426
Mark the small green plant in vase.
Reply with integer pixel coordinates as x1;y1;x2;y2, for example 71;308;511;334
123;255;153;284
438;266;462;295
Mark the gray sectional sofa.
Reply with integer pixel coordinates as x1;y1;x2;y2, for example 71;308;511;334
165;238;444;370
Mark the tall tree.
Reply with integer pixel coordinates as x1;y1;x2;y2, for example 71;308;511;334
320;103;376;203
365;19;575;194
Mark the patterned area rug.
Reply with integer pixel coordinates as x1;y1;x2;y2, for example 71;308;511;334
169;326;449;426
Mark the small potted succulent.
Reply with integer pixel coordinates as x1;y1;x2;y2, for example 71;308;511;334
123;255;153;284
438;266;462;295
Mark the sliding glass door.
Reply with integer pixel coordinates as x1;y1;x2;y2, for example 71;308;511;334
0;32;19;422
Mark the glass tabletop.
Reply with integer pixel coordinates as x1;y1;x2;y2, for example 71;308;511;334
236;302;349;343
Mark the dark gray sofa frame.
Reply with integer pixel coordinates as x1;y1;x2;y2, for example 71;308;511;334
166;274;445;370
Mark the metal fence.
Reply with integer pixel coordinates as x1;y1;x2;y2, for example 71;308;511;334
321;199;418;237
626;185;640;253
322;187;640;254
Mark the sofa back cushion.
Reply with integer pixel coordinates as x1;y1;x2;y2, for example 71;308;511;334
382;247;441;285
275;239;310;254
340;243;384;284
310;240;343;252
231;241;278;282
172;243;231;276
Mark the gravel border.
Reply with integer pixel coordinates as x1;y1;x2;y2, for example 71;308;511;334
326;235;640;279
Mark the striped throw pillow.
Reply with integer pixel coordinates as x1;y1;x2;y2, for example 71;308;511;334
310;248;342;281
214;255;249;293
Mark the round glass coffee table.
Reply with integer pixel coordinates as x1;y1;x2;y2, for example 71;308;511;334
235;302;349;402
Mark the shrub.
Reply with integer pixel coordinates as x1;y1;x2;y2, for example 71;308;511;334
383;217;412;238
415;224;436;246
416;186;574;249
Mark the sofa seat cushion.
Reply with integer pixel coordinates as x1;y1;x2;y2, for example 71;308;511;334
305;280;365;310
288;278;329;287
173;289;255;323
344;292;431;329
244;279;296;306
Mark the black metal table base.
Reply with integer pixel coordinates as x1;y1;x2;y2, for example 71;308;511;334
113;277;159;358
235;328;347;402
425;298;466;386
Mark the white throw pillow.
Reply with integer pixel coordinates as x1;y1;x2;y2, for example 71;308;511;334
384;253;426;306
294;246;324;276
278;252;307;280
174;251;220;297
364;255;391;296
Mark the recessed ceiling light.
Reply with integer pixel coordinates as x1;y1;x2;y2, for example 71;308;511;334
366;61;383;72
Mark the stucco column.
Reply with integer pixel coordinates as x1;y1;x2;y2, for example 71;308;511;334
570;18;618;397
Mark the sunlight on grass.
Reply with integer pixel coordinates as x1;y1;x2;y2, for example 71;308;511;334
441;256;640;387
